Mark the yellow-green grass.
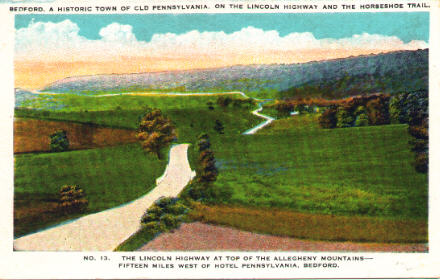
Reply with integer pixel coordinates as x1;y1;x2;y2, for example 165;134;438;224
14;143;167;237
190;204;427;243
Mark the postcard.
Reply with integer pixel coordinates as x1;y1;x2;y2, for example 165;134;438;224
0;0;439;278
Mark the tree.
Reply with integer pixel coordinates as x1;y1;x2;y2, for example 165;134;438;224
318;106;338;128
336;106;355;128
214;120;225;134
50;130;69;152
136;109;177;159
217;96;232;108
366;96;390;125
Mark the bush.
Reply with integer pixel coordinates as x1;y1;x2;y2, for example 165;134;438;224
318;106;338;128
214;120;225;134
336;107;355;128
355;113;369;127
140;197;189;233
414;153;428;173
58;185;88;214
50;130;69;152
366;96;390;125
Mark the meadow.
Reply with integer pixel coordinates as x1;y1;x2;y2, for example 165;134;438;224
205;118;427;219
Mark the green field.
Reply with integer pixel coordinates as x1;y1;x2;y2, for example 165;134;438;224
14;144;167;237
203;115;427;219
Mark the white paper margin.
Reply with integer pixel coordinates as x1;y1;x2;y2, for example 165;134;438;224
1;1;439;279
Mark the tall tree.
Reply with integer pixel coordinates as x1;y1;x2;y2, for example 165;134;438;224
136;109;177;159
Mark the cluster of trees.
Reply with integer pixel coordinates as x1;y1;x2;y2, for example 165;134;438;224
58;185;88;214
318;94;391;128
390;91;428;173
216;96;254;108
136;109;177;159
317;90;429;173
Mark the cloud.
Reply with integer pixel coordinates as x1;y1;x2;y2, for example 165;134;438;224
15;20;428;63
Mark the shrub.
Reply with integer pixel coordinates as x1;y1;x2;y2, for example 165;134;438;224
50;130;69;152
414;153;428;173
140;197;189;233
197;133;211;152
58;185;88;214
216;96;232;107
355;113;369;127
318;106;338;128
336;107;355;128
214;120;225;134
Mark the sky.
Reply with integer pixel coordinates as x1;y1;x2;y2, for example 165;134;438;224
15;13;430;89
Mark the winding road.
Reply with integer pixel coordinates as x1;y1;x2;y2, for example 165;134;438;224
14;144;195;251
14;91;273;251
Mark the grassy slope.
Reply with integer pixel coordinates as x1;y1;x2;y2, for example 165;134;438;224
16;93;261;143
207;114;427;219
14;144;167;237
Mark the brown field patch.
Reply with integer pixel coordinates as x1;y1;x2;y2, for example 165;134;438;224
189;204;428;244
14;118;137;153
139;222;427;252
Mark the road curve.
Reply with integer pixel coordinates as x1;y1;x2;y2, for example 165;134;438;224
242;102;275;135
14;144;195;251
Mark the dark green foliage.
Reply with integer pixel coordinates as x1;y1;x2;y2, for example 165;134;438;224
318;106;338;128
214;120;225;134
50;130;69;152
336;107;355;128
58;185;88;214
388;90;428;124
140;197;189;235
355;113;369;127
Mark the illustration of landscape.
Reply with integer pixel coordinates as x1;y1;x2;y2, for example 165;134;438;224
13;13;429;252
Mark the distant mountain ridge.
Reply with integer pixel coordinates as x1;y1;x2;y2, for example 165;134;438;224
43;49;428;99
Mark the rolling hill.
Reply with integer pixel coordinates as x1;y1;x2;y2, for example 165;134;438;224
42;49;428;99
